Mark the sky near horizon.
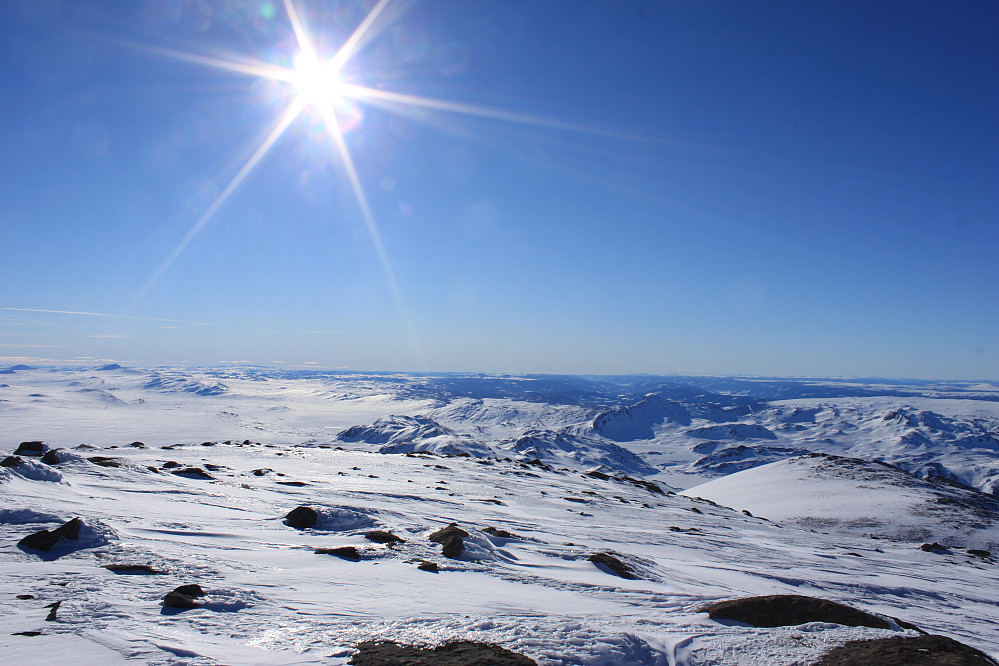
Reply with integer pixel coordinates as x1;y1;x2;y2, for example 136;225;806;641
0;0;996;379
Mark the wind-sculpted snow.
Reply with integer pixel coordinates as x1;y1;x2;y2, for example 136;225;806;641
2;439;997;664
0;457;65;483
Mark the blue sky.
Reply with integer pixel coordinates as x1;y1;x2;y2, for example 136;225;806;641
1;0;996;379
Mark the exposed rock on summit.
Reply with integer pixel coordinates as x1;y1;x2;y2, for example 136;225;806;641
702;594;890;629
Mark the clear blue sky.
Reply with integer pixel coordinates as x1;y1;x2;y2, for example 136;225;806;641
1;0;996;379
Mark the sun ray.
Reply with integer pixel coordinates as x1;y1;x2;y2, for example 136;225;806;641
313;100;426;367
123;40;295;83
133;98;306;305
329;0;398;72
340;83;650;142
282;0;316;61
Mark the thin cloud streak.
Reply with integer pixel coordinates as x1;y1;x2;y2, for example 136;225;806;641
0;307;200;325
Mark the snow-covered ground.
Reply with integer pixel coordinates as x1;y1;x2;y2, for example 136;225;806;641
1;365;997;664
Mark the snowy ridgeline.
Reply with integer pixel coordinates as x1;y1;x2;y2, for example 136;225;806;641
2;365;998;493
1;365;998;664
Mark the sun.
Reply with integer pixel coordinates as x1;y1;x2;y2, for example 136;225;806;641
291;52;342;108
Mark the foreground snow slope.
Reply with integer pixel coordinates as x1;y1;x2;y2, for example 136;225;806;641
2;441;997;665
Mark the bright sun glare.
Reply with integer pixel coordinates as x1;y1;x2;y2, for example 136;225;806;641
292;53;342;108
133;0;604;364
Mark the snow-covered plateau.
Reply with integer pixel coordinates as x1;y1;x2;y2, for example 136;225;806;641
1;365;997;664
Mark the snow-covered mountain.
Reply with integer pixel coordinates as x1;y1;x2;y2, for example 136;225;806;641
1;364;998;663
684;453;999;551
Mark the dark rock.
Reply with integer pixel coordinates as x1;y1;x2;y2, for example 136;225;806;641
17;518;82;552
429;523;468;559
53;518;81;540
200;441;215;447
203;463;226;471
620;475;666;494
584;470;610;480
285;506;318;529
161;461;181;469
173;584;205;597
349;640;536;666
315;546;360;560
16;594;35;600
11;631;43;637
440;534;464;558
250;468;271;476
689;507;702;514
416;560;439;573
1;456;22;468
702;594;890;629
104;564;160;575
127;441;147;448
921;542;949;553
816;634;999;665
968;549;991;559
44;600;61;621
88;456;123;468
170;467;214;480
163;590;201;609
41;450;61;465
14;441;46;455
483;526;518;539
364;531;405;545
276;480;309;486
588;552;637;579
428;523;469;542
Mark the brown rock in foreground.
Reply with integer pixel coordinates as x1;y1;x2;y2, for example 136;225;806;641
815;634;999;665
428;523;468;559
703;594;890;629
285;506;318;529
588;552;637;579
17;518;82;553
349;640;536;665
163;584;206;609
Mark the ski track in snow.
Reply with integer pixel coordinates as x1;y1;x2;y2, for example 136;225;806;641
1;366;998;664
